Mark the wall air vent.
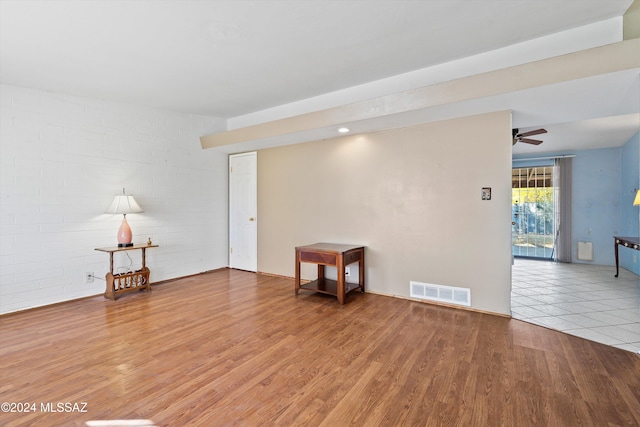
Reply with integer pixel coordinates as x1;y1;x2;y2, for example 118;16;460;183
577;241;593;261
410;281;471;307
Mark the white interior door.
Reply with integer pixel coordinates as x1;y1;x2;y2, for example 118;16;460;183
229;152;257;272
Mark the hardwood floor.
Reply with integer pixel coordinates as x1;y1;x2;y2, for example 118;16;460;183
1;269;639;427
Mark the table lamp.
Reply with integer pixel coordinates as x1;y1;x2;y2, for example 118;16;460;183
634;189;640;206
105;188;144;247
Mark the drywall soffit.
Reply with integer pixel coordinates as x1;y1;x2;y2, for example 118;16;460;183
200;38;640;152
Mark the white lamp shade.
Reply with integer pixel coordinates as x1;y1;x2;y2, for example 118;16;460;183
105;195;144;215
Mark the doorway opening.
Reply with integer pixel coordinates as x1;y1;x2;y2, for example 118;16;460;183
511;166;556;259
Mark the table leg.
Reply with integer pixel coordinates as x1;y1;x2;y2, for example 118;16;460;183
359;251;365;293
105;272;115;300
294;251;301;295
614;239;620;278
337;255;345;304
317;264;325;281
106;252;115;299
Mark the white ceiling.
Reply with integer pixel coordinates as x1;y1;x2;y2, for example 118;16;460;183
1;0;638;154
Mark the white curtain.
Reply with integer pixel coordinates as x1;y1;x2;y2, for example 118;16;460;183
553;157;572;263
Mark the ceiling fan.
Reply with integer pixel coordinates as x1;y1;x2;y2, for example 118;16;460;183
512;128;547;146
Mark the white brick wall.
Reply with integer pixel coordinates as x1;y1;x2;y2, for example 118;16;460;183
0;84;229;314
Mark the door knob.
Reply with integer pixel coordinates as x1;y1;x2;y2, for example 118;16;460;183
249;217;255;221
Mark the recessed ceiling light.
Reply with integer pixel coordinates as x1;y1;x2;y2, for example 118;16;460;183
338;127;350;133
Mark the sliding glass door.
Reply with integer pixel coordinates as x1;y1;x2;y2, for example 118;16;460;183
512;166;556;259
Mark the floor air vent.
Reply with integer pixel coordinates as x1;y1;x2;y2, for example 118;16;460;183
410;281;471;307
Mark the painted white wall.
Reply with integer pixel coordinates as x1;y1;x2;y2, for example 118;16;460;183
0;84;229;314
258;111;513;315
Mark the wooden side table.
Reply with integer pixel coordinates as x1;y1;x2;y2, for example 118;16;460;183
95;244;159;300
614;236;639;277
295;243;365;304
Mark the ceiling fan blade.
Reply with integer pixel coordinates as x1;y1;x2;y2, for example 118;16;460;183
517;129;547;138
519;138;543;145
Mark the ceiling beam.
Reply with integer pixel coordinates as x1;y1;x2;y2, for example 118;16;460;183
201;38;640;151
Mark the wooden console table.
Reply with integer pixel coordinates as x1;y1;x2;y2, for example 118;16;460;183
295;243;365;304
95;244;158;300
614;236;639;277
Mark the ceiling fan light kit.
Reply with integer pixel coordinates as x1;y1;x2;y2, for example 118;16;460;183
512;128;547;146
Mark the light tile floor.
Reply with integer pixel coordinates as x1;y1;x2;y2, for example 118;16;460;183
511;258;640;353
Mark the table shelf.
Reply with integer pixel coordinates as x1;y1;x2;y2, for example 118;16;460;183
300;279;362;296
